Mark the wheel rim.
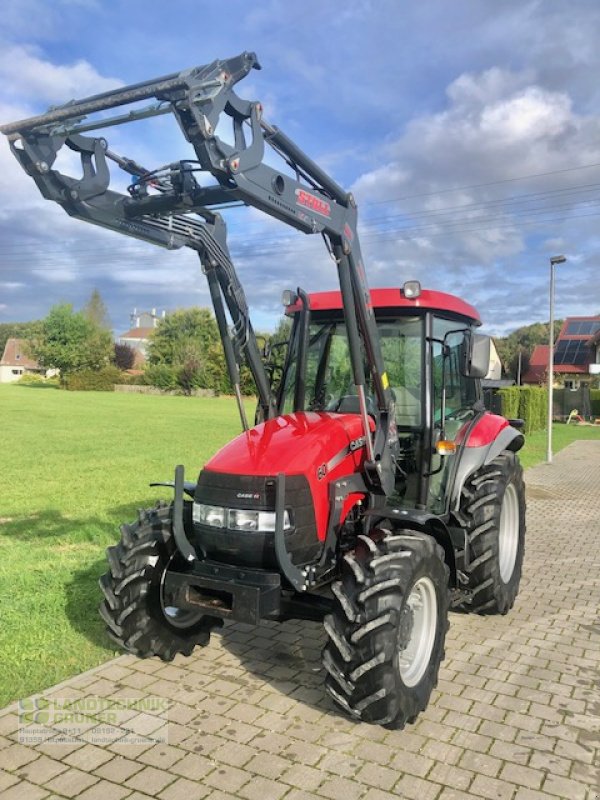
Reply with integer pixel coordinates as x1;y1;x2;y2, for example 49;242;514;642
499;482;519;583
397;576;438;688
159;555;205;629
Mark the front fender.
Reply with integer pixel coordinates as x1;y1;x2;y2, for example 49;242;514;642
365;507;457;586
450;414;524;512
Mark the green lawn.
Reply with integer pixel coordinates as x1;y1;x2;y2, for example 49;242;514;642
0;385;254;707
1;385;599;707
517;421;600;469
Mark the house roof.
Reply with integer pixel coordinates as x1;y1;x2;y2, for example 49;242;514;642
118;327;155;340
0;338;39;369
522;315;600;382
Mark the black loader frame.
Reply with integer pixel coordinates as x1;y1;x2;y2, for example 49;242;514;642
1;51;397;496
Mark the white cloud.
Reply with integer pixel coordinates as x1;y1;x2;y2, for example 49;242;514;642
0;44;122;106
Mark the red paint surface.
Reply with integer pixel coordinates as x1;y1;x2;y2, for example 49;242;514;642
286;287;480;323
204;412;373;540
456;412;509;447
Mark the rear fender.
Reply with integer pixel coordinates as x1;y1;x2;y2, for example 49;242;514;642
450;418;524;513
364;508;457;586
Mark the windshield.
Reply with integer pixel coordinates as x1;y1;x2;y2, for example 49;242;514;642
280;316;423;424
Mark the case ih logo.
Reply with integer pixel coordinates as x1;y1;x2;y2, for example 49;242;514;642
236;492;261;500
295;189;331;218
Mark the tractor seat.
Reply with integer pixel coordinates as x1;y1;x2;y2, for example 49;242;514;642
393;386;421;427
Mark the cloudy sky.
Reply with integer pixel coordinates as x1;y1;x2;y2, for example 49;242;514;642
1;0;600;336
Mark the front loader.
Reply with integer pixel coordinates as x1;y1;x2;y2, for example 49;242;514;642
1;52;525;728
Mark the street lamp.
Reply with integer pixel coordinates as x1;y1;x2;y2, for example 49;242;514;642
547;254;567;463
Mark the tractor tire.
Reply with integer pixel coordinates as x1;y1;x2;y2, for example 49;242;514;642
99;501;223;661
457;450;526;615
322;531;449;729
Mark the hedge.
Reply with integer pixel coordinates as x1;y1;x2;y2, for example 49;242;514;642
497;387;520;419
64;366;124;391
497;385;548;435
592;389;600;416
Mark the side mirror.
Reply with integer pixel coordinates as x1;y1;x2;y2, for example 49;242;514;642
461;332;490;379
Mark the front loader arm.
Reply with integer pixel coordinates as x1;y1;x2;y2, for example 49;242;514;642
1;50;397;495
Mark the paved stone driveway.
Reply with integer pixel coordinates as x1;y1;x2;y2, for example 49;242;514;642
1;441;599;800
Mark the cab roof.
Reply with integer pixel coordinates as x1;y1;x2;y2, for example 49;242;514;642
286;287;481;324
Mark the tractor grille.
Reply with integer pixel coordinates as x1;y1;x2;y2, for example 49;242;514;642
193;470;320;568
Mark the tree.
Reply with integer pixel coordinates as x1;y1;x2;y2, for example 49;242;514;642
494;319;563;378
147;308;228;392
83;289;111;331
30;303;112;383
113;342;136;371
0;321;42;356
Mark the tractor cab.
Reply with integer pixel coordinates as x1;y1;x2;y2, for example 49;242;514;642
278;284;490;515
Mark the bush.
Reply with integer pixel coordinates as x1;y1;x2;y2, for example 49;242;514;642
17;372;46;385
113;342;136;371
64;366;123;391
591;389;600;417
142;364;178;391
498;386;520;419
498;385;547;434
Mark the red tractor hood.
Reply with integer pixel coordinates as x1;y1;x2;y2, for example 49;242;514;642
204;412;372;540
205;411;370;477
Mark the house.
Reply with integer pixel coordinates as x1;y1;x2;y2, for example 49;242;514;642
0;338;45;383
522;315;600;388
117;308;165;363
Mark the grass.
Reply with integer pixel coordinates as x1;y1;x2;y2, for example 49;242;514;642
1;384;599;707
0;385;254;707
517;421;600;469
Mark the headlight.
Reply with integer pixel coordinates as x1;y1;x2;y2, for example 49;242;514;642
229;509;291;532
193;503;291;532
193;503;226;528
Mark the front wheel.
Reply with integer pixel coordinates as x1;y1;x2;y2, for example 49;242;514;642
322;531;449;728
99;501;222;661
457;450;526;614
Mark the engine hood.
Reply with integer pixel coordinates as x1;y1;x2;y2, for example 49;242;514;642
204;411;370;478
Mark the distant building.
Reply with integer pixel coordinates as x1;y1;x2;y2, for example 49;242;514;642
117;308;166;362
523;315;600;388
0;338;48;383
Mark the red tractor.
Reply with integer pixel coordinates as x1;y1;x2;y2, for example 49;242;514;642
2;52;525;728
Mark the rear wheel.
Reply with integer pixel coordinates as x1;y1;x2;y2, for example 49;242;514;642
457;450;526;614
99;501;222;660
322;531;449;728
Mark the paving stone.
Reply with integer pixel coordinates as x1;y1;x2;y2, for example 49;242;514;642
204;763;251;794
1;780;50;799
94;755;145;782
282;762;327;790
428;763;474;792
318;775;367;800
77;780;132;800
16;754;68;784
170;752;216;781
541;773;589;800
43;766;98;798
392;773;442;800
136;742;186;769
62;743;114;771
0;767;19;791
469;774;517;800
498;762;543;790
0;742;40;770
238;775;289;800
158;777;211;800
125;764;176;794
